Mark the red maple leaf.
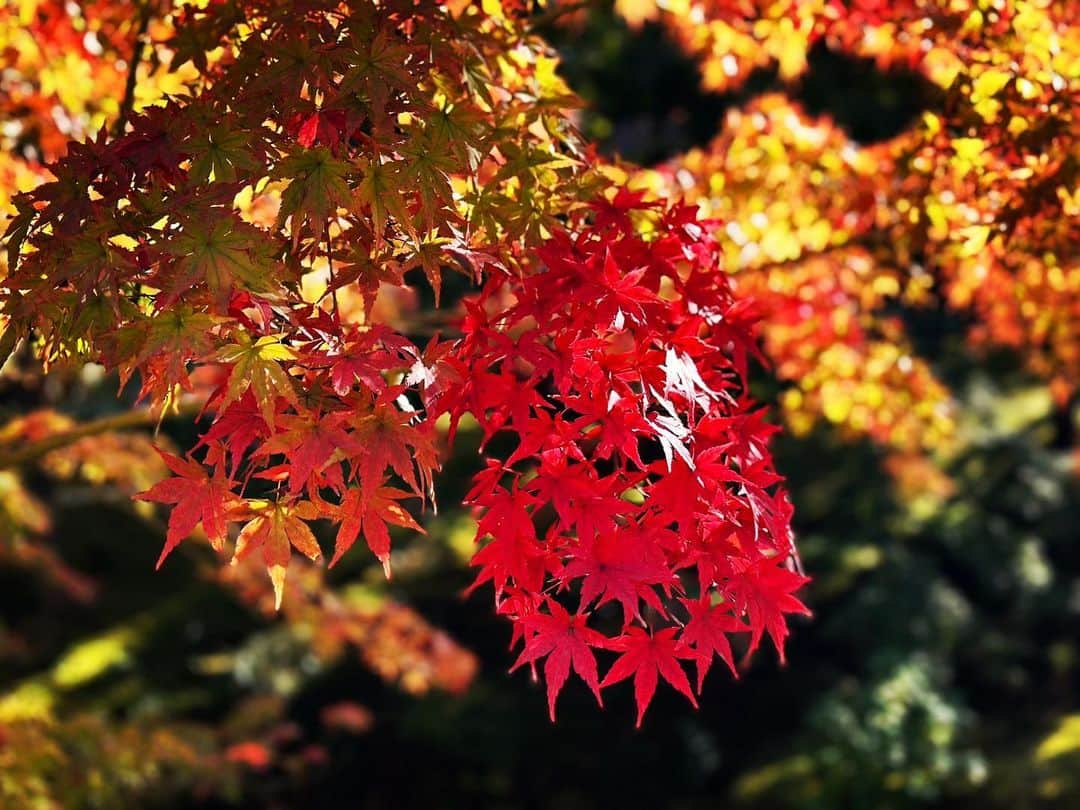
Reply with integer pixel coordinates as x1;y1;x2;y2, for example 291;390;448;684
330;484;423;576
510;599;607;720
258;412;358;495
469;486;550;597
197;392;269;476
291;108;346;150
678;596;747;691
350;400;437;501
134;449;240;567
562;529;673;625
725;557;811;663
601;626;698;728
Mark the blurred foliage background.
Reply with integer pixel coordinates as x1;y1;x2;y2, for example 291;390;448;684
2;1;1080;808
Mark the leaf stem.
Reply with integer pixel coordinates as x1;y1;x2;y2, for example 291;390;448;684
326;229;340;320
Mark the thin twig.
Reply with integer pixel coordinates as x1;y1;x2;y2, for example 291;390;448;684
113;4;153;138
326;230;340;320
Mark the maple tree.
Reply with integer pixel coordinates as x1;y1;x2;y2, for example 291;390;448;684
1;0;806;729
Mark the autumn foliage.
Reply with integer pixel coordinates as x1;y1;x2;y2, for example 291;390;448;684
624;0;1078;444
1;0;1077;744
2;0;807;727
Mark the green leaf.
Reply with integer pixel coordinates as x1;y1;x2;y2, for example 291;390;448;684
214;334;299;426
275;147;352;246
188;124;260;184
170;219;278;307
355;158;416;249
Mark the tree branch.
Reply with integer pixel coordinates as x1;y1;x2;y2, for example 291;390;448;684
0;404;199;471
529;0;598;30
113;4;153;138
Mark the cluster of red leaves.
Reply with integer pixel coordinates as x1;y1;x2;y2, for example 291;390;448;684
443;192;807;725
1;0;805;723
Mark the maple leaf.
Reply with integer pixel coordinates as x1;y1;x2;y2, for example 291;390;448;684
350;402;437;501
197;392;270;475
510;600;607;720
562;530;672;626
725;557;811;663
527;460;628;541
568;389;651;468
275;147;352;246
340;28;417;100
187;123;260;184
355;158;417;248
644;456;703;532
551;249;657;329
402;235;455;306
469;486;549;598
661;347;718;412
466;369;550;444
322;326;412;396
134;449;240;568
330;485;423;577
601;626;698;728
166;219;279;309
108;306;222;395
213;335;299;428
232;500;323;609
258;412;357;495
290;109;346;150
400;133;457;233
679;596;747;691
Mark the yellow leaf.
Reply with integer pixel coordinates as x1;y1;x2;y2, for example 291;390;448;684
1036;715;1080;762
971;69;1012;102
269;563;287;610
960;225;991;257
953;138;985;161
0;683;54;722
52;630;134;688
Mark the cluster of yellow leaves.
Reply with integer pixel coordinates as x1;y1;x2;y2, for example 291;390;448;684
0;155;43;221
613;0;1047;93
0;682;372;807
897;2;1080;399
626;0;1078;450
633;96;955;451
615;0;837;91
0;408;171;491
0;713;219;809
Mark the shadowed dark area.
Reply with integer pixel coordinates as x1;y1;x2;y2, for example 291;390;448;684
541;8;941;164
